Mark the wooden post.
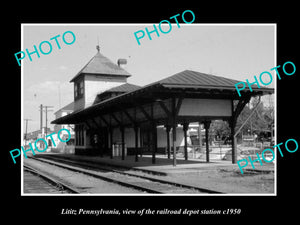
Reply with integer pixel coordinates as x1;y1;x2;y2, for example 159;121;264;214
172;97;177;167
120;126;125;160
165;125;171;159
172;125;177;166
152;122;157;164
99;129;103;157
183;122;189;160
198;122;202;151
134;125;139;162
204;121;211;163
230;119;237;164
231;99;237;164
230;96;251;164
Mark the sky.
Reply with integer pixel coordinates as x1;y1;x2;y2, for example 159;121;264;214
22;24;275;133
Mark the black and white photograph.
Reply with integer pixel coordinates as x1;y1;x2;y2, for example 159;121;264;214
21;24;275;195
4;6;299;221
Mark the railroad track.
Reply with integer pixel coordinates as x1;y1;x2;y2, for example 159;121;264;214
23;164;80;194
27;155;223;194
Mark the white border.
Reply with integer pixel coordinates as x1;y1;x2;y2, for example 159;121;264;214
21;24;24;195
21;23;277;197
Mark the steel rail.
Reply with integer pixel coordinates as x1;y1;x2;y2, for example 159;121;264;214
29;156;223;194
24;164;80;194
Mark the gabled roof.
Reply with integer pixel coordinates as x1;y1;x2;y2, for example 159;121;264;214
54;102;74;115
70;51;131;82
60;101;74;111
156;70;252;89
94;83;141;104
103;83;141;93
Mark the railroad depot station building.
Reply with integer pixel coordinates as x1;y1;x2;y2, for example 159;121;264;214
52;46;273;166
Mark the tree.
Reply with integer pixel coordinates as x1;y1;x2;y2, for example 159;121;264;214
207;95;274;144
235;95;274;142
209;120;230;142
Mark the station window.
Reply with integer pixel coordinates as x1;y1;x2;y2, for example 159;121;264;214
74;79;84;100
75;124;84;146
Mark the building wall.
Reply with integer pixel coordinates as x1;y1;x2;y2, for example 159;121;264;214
74;96;85;112
50;126;75;153
53;109;75;153
74;125;194;156
179;99;232;117
156;127;187;148
84;75;127;108
113;126;187;148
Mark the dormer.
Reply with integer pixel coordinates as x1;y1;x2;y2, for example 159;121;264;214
93;83;141;104
70;46;131;111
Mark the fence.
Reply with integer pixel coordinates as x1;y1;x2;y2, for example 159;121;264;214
162;140;273;161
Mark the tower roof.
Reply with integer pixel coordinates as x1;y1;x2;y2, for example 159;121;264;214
70;51;131;82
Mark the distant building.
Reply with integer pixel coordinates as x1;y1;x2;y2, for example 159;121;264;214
25;127;52;151
52;102;75;153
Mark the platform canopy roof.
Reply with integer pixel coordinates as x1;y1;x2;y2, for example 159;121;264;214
103;83;141;93
54;101;74;115
52;70;273;125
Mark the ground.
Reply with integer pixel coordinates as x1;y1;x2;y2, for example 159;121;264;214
163;165;274;194
26;152;275;194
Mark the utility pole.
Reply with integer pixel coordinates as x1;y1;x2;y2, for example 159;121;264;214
43;106;54;137
39;104;43;130
24;118;32;145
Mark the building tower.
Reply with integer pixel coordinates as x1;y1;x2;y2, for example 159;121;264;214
70;46;131;111
69;46;131;154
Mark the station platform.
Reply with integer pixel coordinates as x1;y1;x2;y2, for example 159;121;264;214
31;153;273;176
26;153;275;193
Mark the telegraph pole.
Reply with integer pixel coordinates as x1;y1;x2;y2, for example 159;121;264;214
39;104;43;130
43;106;54;137
39;104;54;137
24;118;32;145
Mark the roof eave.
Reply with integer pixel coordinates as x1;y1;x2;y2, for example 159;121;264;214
70;72;131;83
